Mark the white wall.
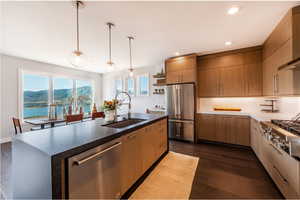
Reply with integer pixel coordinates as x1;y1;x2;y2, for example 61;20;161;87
198;97;300;119
0;54;102;142
102;65;166;114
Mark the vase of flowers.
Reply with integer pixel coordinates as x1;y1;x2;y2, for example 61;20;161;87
102;99;119;121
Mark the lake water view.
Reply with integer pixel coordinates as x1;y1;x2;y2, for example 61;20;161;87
24;105;91;119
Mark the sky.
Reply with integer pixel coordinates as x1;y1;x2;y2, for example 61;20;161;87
23;74;91;91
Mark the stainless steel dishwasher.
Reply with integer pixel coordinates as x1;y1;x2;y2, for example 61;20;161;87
68;138;122;199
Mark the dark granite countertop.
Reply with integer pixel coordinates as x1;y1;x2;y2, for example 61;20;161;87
14;113;168;158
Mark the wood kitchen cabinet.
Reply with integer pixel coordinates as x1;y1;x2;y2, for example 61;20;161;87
197;68;220;97
250;118;261;158
166;54;197;84
121;118;168;196
262;6;300;96
260;131;300;198
197;47;262;97
197;114;250;146
244;50;263;96
141;120;168;174
121;130;142;194
197;114;216;141
220;65;244;97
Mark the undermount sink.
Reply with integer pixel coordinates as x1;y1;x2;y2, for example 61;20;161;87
102;118;146;128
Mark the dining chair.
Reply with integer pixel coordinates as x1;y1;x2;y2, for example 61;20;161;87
12;117;22;134
92;112;105;120
66;114;83;124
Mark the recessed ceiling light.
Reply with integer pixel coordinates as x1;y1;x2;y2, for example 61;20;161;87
225;41;232;46
175;52;180;56
227;6;240;15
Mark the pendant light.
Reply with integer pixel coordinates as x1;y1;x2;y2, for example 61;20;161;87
106;22;115;66
128;36;134;77
69;1;86;67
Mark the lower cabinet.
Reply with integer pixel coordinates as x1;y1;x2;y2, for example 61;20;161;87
197;114;250;146
121;119;168;195
259;133;300;198
121;130;143;194
250;118;262;159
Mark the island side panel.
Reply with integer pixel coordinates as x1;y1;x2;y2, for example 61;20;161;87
12;139;52;199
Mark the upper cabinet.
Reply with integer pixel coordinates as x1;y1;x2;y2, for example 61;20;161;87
262;6;300;96
197;47;262;97
165;54;197;84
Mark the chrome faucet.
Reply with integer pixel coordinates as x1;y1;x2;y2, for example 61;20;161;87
114;91;132;120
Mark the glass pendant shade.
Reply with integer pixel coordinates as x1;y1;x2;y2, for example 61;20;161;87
69;50;87;67
129;69;134;77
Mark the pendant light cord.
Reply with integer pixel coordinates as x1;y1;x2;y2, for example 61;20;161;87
76;1;80;52
107;22;114;65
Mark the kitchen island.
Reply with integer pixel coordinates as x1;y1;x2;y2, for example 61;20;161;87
12;113;168;199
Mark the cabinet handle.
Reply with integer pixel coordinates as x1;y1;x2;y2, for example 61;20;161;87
273;165;289;184
269;143;282;155
276;74;279;94
74;142;122;166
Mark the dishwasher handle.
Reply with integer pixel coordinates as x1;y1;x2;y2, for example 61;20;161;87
74;142;122;166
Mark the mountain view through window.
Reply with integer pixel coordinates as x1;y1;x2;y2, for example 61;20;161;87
23;74;93;119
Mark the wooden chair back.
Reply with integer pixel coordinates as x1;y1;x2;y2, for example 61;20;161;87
66;114;83;124
12;117;22;134
92;112;105;120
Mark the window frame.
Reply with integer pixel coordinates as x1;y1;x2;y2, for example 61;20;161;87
125;76;135;97
19;69;95;121
137;73;150;96
115;77;124;95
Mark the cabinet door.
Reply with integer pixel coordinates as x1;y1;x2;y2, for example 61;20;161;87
251;119;259;154
198;68;220;97
215;116;229;143
166;71;180;84
197;114;216;141
181;68;197;83
220;65;245;97
121;131;141;194
158;119;168;157
141;126;154;173
262;58;276;96
245;63;262;96
234;117;250;146
166;55;197;84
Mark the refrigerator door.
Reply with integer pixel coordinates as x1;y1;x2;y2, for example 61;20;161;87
168;119;194;142
179;84;195;120
167;83;195;120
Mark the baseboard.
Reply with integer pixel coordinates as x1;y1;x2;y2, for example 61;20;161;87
0;137;11;144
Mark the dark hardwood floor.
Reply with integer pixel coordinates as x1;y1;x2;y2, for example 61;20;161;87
1;140;283;199
169;140;283;199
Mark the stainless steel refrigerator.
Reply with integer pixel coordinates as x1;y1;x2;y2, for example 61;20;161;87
167;83;195;142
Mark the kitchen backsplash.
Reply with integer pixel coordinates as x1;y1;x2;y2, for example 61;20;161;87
198;97;300;117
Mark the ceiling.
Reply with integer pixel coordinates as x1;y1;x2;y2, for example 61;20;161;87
1;1;300;73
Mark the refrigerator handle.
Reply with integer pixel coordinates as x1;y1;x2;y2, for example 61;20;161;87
178;85;181;118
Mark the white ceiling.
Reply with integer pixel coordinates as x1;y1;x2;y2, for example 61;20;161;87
1;1;300;73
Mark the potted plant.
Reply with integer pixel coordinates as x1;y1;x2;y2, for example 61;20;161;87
102;99;119;121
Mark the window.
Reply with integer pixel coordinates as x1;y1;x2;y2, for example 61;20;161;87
22;72;94;119
76;80;93;115
126;77;135;96
53;77;73;117
23;74;49;119
138;74;149;96
115;79;123;94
